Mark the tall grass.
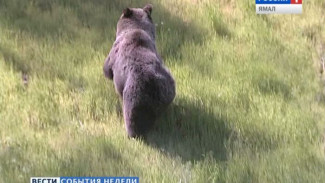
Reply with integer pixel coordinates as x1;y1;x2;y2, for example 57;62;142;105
0;0;324;182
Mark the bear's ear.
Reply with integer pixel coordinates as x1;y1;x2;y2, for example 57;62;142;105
122;8;132;18
143;4;153;15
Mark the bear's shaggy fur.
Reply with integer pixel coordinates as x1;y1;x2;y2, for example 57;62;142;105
103;4;175;138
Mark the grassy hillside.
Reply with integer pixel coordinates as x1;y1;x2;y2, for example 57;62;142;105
0;0;325;182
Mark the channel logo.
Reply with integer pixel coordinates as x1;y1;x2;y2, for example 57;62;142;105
30;177;139;183
256;0;303;14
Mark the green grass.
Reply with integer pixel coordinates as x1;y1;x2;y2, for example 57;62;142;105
0;0;325;182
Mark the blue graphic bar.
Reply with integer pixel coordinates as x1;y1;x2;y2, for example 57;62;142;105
31;177;139;183
60;177;139;183
256;0;291;4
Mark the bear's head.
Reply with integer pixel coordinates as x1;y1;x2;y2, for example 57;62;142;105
116;4;155;40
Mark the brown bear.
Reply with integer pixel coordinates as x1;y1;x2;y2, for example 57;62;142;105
103;4;176;138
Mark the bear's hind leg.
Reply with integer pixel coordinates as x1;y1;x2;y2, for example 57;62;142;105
123;98;156;138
